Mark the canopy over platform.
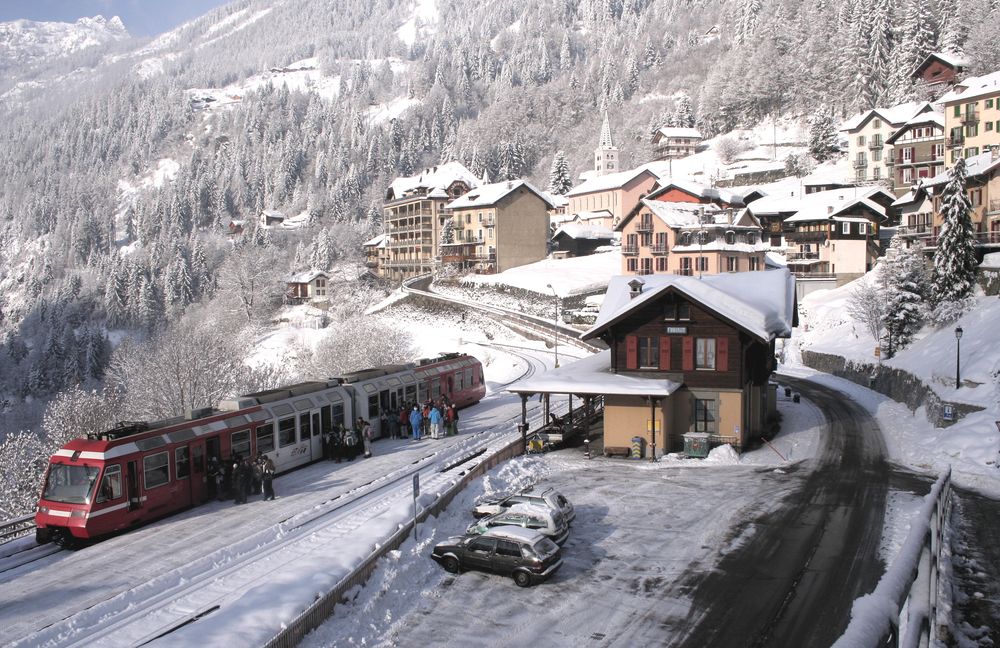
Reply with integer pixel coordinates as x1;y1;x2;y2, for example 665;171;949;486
507;351;681;398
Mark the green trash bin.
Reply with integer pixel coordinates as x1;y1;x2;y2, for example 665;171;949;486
683;433;711;458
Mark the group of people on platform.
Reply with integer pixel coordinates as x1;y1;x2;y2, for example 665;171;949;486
207;452;276;505
321;417;375;461
401;399;459;441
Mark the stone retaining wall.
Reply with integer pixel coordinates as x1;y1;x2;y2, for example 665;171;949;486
799;350;985;427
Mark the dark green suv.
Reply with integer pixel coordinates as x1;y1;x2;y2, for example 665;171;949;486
431;526;563;587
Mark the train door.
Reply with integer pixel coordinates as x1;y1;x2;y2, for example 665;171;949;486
206;436;221;463
126;460;141;511
189;439;208;503
300;410;322;461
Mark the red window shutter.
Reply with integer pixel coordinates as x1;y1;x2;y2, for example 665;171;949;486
717;336;729;372
626;335;638;370
682;336;694;371
658;336;671;370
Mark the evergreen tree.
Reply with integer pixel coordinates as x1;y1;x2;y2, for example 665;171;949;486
440;218;455;255
882;234;927;357
864;0;893;108
808;107;840;161
931;157;978;309
673;94;694;128
548;151;573;195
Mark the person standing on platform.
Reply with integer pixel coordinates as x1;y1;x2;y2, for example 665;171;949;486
409;405;423;440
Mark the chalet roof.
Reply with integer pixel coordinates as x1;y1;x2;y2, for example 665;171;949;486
363;233;387;248
649;179;743;206
910;51;969;78
782;198;886;223
884;110;945;144
581;269;796;344
747;186;892;219
386;161;479;200
286;270;328;284
445;179;553;210
937;70;1000;105
565;167;659;197
653;126;703;140
552;223;615;240
507;350;681;397
840;101;931;132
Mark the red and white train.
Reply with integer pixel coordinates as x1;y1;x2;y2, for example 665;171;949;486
35;353;485;547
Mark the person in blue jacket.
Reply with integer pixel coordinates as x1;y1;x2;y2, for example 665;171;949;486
408;405;423;441
429;404;444;439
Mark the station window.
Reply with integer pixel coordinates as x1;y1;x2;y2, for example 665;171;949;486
143;451;170;489
693;398;717;433
278;417;297;447
637;337;659;369
175;447;190;480
256;423;275;453
695;338;716;369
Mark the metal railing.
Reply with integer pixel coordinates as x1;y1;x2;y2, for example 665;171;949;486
1;513;35;543
622;245;638;256
959;109;978;124
832;467;951;648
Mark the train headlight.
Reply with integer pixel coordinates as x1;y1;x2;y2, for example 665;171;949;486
37;506;49;514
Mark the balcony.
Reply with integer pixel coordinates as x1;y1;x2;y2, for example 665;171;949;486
885;156;895;166
622;245;639;256
650;243;669;255
675;268;694;276
786;231;829;243
786;251;820;261
853;159;868;169
867;140;883;150
635;220;654;233
989;199;1000;214
960;109;979;124
947;135;965;148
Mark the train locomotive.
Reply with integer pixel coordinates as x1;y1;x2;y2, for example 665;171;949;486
34;353;485;547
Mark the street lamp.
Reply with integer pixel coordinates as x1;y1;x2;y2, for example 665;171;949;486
546;283;560;368
955;326;963;389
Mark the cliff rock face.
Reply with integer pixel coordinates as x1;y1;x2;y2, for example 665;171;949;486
0;15;129;73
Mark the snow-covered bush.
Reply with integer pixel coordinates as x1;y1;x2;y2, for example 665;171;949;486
309;316;414;377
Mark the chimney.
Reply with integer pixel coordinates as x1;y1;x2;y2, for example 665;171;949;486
827;205;834;214
726;208;734;224
628;278;644;298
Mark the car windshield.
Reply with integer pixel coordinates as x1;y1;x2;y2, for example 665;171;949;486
524;536;559;559
42;463;100;504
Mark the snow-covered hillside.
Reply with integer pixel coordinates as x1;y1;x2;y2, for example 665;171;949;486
0;15;129;72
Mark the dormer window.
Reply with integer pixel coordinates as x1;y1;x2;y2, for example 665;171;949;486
724;230;736;245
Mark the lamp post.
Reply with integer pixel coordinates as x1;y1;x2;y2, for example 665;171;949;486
955;326;963;389
546;283;560;368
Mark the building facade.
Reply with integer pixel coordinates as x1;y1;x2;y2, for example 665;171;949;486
841;101;932;188
782;202;885;282
565;168;660;229
884;111;946;196
441;180;553;273
939;71;1000;165
382;162;479;282
651;127;704;160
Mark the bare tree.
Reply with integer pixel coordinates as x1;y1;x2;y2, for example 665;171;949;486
847;274;886;344
41;385;126;447
216;245;284;325
310;316;414;377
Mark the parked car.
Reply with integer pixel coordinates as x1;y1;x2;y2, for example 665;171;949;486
472;486;575;523
466;503;570;545
431;526;563;587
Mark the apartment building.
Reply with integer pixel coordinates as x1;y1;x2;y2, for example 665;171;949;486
940;70;1000;165
841;101;932;187
884;110;946;196
651;127;704;160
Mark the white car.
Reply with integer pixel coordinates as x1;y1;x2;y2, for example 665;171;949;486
472;486;575;524
467;503;570;545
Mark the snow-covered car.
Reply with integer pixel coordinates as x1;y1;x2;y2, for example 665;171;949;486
472;486;575;523
466;503;570;545
430;526;563;587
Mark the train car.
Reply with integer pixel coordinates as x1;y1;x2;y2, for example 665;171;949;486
35;406;264;547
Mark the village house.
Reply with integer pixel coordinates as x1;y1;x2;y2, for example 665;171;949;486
362;233;388;274
617;197;766;277
508;269;796;456
841;101;933;188
651;127;704;161
647;179;746;209
551;223;615;258
564;167;660;230
939;70;1000;165
260;209;286;227
911;52;968;92
285;270;329;303
382;162;479;282
884;109;946;196
440;180;553;274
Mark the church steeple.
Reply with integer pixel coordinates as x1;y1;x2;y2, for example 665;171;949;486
594;111;619;176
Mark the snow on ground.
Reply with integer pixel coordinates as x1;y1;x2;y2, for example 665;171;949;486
367;96;420;124
792;271;1000;495
396;0;439;46
460;249;620;297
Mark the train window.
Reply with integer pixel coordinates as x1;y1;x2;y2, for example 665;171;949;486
96;465;122;503
175;447;190;480
321;406;332;434
278;417;297;447
43;464;100;504
465;368;473;386
299;412;312;439
455;370;464;391
232;430;251;459
405;385;416;404
143;451;170;490
256;423;275;453
368;394;380;418
332;403;344;428
430;380;440;400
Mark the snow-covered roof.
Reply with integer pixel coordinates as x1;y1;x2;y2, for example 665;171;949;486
565;167;659;197
884;110;945;145
286;270;328;283
650;179;743;205
575;209;614;222
783;200;885;223
923;150;1000;187
262;209;284;218
582;269;796;344
891;191;915;207
386;161;479;200
445;179;553;210
552;223;614;240
937;70;1000;105
840;101;930;132
507;350;682;397
747;186;890;220
980;252;1000;270
363;233;387;247
638;200;723;229
655;127;703;139
539;191;569;207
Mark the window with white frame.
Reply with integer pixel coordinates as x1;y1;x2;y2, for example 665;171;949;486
859;223;867;234
695;338;716;369
842;222;851;235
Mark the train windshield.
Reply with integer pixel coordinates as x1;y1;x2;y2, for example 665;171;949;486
42;463;100;504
